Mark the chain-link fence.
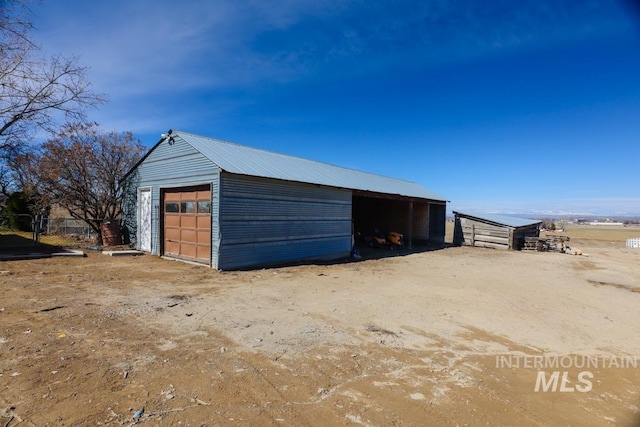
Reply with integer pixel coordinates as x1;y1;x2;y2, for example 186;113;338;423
46;217;96;240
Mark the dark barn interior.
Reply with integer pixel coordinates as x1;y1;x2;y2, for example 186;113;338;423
352;192;445;249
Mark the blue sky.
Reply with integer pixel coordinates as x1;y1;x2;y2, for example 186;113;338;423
31;0;640;216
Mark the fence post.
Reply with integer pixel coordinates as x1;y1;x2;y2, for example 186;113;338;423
34;214;41;245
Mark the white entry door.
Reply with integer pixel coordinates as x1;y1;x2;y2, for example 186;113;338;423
138;188;152;252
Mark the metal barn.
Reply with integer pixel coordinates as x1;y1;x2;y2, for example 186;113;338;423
452;211;541;250
122;130;447;269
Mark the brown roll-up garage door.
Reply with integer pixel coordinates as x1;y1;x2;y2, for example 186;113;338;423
162;185;211;264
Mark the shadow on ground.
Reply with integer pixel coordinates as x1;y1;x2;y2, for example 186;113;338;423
0;233;65;255
231;241;454;271
353;241;452;262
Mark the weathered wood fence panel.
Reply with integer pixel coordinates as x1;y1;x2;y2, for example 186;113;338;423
460;218;510;249
453;212;541;251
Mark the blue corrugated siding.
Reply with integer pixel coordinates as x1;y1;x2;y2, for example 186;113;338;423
218;173;352;270
122;137;220;266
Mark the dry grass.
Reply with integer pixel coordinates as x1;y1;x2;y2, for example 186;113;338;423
560;224;640;243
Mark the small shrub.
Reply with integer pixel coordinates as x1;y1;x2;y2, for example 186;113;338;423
5;192;32;231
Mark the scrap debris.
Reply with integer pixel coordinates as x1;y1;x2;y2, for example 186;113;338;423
522;235;585;255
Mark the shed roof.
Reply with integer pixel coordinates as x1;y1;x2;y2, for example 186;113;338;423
164;130;446;201
453;211;542;228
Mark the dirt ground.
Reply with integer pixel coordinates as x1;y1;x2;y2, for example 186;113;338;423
1;226;640;426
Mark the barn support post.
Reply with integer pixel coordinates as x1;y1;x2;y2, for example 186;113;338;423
407;201;413;249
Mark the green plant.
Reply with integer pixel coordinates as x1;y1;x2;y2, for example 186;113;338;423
5;191;32;231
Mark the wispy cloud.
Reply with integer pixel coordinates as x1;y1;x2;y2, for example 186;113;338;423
32;1;352;132
36;1;632;89
30;0;634;135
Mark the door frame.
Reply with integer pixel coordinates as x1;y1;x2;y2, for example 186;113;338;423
137;187;152;252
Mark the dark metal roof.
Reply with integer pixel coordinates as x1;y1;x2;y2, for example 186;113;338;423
172;130;446;202
453;211;542;228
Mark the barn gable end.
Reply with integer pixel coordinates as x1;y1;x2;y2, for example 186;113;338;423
122;134;221;266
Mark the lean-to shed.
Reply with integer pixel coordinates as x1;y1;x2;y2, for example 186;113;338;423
453;211;541;250
122;130;447;269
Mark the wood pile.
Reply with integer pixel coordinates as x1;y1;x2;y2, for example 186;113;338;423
543;235;570;252
522;235;574;253
522;237;544;251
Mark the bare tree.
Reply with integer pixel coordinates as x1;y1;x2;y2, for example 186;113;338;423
6;148;39;197
0;162;12;197
0;1;106;153
31;122;146;244
0;143;31;209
